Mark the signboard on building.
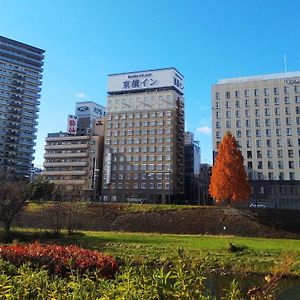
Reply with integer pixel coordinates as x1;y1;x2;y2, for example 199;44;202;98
67;115;78;135
108;68;184;94
76;102;106;118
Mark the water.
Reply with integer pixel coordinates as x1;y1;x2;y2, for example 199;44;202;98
206;273;300;299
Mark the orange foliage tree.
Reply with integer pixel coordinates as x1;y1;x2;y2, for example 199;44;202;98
209;132;251;204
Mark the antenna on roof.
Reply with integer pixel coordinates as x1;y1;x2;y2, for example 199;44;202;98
284;53;287;73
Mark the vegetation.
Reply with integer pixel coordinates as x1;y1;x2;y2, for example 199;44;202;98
0;242;118;278
26;176;55;201
209;132;251;204
5;229;300;277
0;180;28;242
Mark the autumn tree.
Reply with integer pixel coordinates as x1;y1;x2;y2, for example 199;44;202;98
209;132;251;205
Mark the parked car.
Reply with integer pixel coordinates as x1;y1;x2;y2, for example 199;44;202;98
249;203;266;208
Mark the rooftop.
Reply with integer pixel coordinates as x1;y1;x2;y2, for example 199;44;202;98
218;71;300;84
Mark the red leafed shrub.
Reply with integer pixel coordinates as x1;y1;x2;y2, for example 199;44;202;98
0;242;118;278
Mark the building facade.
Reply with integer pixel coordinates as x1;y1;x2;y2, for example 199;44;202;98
102;68;185;203
0;36;44;178
43;118;105;197
212;71;300;208
184;132;201;204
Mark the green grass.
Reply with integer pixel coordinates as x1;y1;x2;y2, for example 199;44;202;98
9;228;300;276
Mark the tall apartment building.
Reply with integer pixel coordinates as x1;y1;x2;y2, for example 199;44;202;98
212;71;300;208
184;132;201;204
0;36;44;178
43;102;106;198
102;68;185;203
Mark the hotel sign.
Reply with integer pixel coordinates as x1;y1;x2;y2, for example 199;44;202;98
284;78;300;85
108;68;184;94
67;115;78;135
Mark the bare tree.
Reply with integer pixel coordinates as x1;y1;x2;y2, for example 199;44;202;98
0;180;28;242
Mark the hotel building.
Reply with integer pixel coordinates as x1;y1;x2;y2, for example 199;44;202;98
102;68;185;203
0;36;44;178
212;71;300;208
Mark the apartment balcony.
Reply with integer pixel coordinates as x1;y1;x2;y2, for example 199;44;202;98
44;143;89;150
42;170;87;176
44;152;89;159
43;161;88;168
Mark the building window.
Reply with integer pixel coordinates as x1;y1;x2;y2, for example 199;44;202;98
277;150;283;158
257;151;262;158
254;89;259;96
284;86;289;94
236;120;241;128
226;101;230;108
267;161;273;169
278;161;284;169
215;92;220;100
226;111;231;118
264;88;269;96
258;161;263;169
244;89;250;97
288;161;294;169
267;150;272;158
274;97;279;105
273;87;279;95
235;90;240;98
225;91;230;99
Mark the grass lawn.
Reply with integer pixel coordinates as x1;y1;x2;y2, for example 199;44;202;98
9;228;300;276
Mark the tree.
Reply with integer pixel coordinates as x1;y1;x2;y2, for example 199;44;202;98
0;180;28;242
27;176;55;201
209;132;251;205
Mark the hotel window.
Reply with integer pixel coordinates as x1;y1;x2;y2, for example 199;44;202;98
244;99;249;107
226;121;231;128
149;146;155;152
128;113;133;119
246;130;251;137
290;172;295;180
256;129;261;137
268;172;274;180
141;183;146;189
157;183;162;189
158;120;163;126
114;114;119;120
254;89;259;96
225;91;230;99
254;98;259;106
215;92;220;100
143;112;148;118
142;137;148;144
166;119;172;125
215;102;220;109
274;97;279;105
296;106;300;114
264;98;270;106
274;107;280;115
141;164;147;171
133;183;139;189
216;131;221;138
235;110;240;118
277;139;282;147
286;117;291;125
157;164;163;171
149;137;155;144
273;87;279;95
279;172;284;180
264;88;269;96
236;120;241;127
166;111;172;117
267;150;272;158
118;164;124;171
143;121;148;126
244;89;250;97
265;119;271;126
297;117;300;125
287;139;293;147
266;129;271;137
257;173;263;180
158;111;164;118
257;161;263;169
216;111;220;119
135;129;141;135
142;155;147;162
149;155;155;162
135;112;141;118
225;101;230;108
126;164;131;171
226;111;231;118
277;150;283;158
235;90;240;98
127;147;133;153
256;140;262;147
165;146;171;152
235;100;240;108
245;109;250;117
255;119;260;127
286;128;292;136
216;121;220;128
265;108;270;116
107;114;112;121
284;86;289;94
288;161;294;169
157;155;163;161
285;107;291;115
165;137;171;143
236;130;241;138
288;150;294;158
121;121;126;128
245;119;250;127
266;139;272;147
247;151;252;158
275;118;281;126
255;109;260;117
278;161;284;169
246;140;252;148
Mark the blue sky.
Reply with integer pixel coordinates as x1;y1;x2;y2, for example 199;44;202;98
1;0;300;167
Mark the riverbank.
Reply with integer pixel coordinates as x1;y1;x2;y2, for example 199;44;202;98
7;229;300;277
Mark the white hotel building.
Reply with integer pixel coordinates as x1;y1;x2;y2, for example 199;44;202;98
102;68;185;203
212;71;300;208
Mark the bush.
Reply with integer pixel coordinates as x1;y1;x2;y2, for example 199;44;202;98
0;242;118;278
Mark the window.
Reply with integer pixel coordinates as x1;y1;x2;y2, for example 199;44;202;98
254;98;260;106
225;101;230;108
265;108;270;116
264;88;269;96
247;162;253;169
284;86;289;94
277;150;283;158
215;92;220;100
267;150;272;158
296;96;300;103
288;150;294;158
236;120;241;127
244;89;250;97
255;119;260;127
256;140;262;147
287;139;293;147
226;111;231;118
288;161;294;169
256;129;261;137
255;109;259;117
273;87;279;95
258;161;263;169
278;161;284;169
254;89;259;96
247;151;252;158
275;107;280;115
225;91;230;99
215;102;220;109
266;139;272;147
244;99;249;107
285;107;291;115
235;100;240;108
246;130;251;137
267;161;273;169
235;91;240;98
264;98;270;106
277;139;282;147
226;121;231;128
274;97;279;105
275;118;281;126
286;128;292;136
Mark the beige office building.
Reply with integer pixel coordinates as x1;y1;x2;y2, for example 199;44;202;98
102;68;185;203
212;71;300;208
43;118;105;197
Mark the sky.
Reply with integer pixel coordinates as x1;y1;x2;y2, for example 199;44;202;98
1;0;300;167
